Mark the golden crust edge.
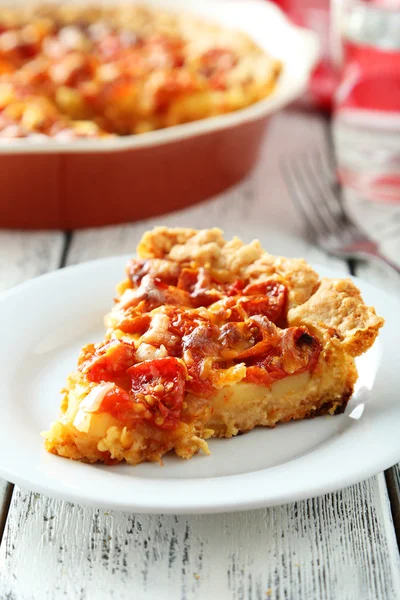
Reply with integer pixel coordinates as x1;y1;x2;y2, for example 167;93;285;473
136;227;384;357
288;277;384;357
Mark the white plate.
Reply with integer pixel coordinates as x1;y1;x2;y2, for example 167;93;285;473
0;256;398;514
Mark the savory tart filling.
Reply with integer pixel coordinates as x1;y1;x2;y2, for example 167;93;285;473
0;5;281;139
44;227;384;465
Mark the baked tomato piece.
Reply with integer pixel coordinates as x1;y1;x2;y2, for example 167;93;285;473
242;280;287;323
153;70;198;112
244;326;321;385
128;356;186;430
181;323;220;398
226;279;245;296
78;339;136;383
98;385;145;423
116;312;151;335
177;267;221;307
146;34;185;69
199;48;237;90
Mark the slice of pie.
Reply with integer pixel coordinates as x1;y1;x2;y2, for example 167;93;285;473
44;227;384;465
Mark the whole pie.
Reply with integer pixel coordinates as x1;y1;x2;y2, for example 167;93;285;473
44;227;384;465
0;5;280;139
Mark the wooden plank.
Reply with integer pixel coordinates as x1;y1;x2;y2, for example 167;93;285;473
0;230;64;543
361;283;400;542
2;111;399;600
1;477;400;600
345;193;400;548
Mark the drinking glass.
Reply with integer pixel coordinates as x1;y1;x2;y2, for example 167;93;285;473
332;0;400;204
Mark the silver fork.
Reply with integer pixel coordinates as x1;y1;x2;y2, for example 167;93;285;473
282;153;400;276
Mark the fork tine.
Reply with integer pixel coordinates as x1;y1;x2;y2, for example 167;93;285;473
280;158;330;237
305;153;360;242
302;153;346;236
283;154;363;246
316;152;348;215
288;155;347;240
283;151;384;258
308;153;366;240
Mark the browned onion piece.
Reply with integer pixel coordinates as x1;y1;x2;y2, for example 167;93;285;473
234;316;280;360
280;327;321;374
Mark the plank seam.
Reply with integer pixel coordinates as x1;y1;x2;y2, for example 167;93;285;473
59;230;73;269
0;483;13;545
385;470;400;550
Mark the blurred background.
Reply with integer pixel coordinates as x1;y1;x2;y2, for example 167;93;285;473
277;0;400;268
0;0;398;259
276;0;400;206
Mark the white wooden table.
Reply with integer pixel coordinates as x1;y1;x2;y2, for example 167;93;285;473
1;110;400;600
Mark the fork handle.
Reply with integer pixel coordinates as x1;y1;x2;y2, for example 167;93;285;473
358;249;400;277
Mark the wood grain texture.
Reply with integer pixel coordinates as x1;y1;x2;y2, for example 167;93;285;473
1;476;400;600
1;111;400;600
0;231;64;293
0;230;64;542
350;203;400;552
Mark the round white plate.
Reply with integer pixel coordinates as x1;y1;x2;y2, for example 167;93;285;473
0;256;398;514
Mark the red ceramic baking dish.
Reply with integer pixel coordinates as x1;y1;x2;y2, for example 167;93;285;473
0;0;318;229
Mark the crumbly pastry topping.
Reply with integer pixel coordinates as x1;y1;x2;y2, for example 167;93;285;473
43;227;384;466
0;5;281;139
138;227;323;308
